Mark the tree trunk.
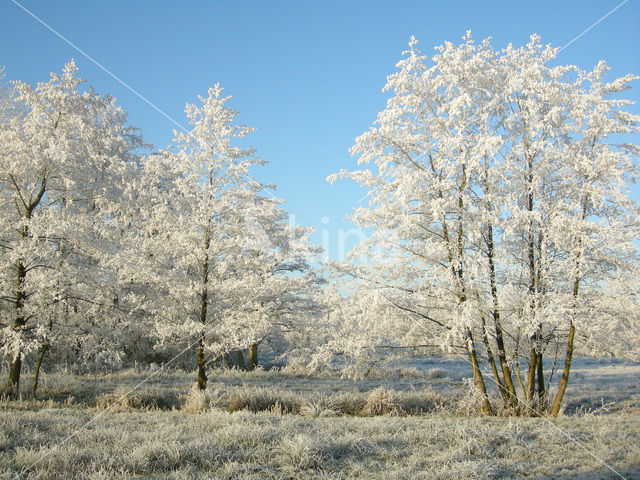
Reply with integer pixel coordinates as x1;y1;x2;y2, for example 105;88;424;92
525;347;537;404
550;195;587;417
486;221;519;410
536;352;545;401
233;350;245;370
466;332;493;416
33;311;54;396
523;149;540;413
7;259;27;399
196;227;211;390
7;177;46;399
32;344;48;395
550;324;574;416
197;333;207;390
6;354;22;399
481;318;508;404
247;343;260;371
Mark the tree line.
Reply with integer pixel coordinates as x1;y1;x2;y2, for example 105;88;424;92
1;33;639;416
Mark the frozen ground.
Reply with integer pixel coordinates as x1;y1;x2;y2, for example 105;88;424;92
0;356;638;479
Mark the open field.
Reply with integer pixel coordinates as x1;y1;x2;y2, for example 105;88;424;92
1;358;639;479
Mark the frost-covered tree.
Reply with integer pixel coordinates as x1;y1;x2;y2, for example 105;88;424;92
132;85;260;389
133;85;322;387
229;196;324;369
0;67;21;124
329;33;640;416
0;61;143;397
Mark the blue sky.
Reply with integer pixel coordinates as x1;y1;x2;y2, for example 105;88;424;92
1;0;639;259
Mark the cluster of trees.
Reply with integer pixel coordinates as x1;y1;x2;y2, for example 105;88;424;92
1;33;638;417
0;63;323;398
328;34;640;415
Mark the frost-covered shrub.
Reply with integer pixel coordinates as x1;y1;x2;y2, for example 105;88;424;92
226;386;301;414
179;384;210;414
327;392;367;416
276;435;321;472
364;387;401;416
96;385;178;411
397;388;446;414
300;399;337;418
454;378;489;416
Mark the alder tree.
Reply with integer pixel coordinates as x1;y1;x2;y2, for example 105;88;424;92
329;33;640;415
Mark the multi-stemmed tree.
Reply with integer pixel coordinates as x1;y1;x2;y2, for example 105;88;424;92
329;33;639;415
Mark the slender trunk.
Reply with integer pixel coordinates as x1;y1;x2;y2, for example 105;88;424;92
33;310;54;395
32;344;48;395
7;174;46;399
536;351;545;400
550;195;588;417
247;342;260;371
236;350;246;371
196;333;207;390
466;330;493;416
481;318;508;404
455;164;493;414
550;325;574;416
196;228;211;390
522;148;541;412
525;347;537;404
7;354;22;399
486;220;519;409
514;328;526;397
434;157;492;415
515;360;526;398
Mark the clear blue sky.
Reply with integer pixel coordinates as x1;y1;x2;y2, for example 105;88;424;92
1;0;639;259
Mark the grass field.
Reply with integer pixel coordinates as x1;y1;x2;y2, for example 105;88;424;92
1;357;639;479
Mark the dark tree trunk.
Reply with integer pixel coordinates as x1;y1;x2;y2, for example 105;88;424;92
247;342;260;371
481;318;508;404
486;220;519;410
235;350;246;371
7;259;27;399
7;354;22;399
525;347;537;404
32;344;48;395
536;351;545;400
196;227;211;390
7;176;46;399
197;333;207;390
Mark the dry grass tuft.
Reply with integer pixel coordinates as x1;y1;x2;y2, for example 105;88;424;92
96;385;179;411
363;387;401;416
179;384;210;414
